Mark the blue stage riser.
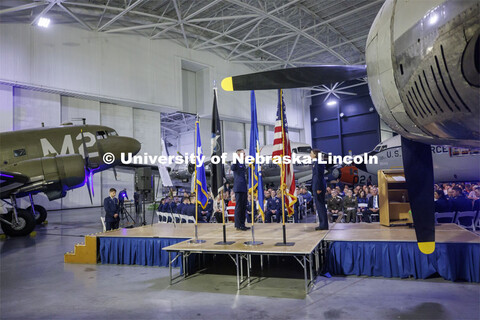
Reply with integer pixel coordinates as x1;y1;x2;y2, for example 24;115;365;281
327;241;480;282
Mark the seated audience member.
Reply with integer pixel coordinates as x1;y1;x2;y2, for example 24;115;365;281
169;197;178;213
446;188;454;200
327;190;344;223
343;189;358;223
266;190;280;223
246;194;258;223
364;187;380;223
275;189;286;223
325;187;332;201
354;186;361;197
434;189;452;213
182;197;196;217
451;186;473;212
198;193;213;222
227;193;236;222
335;186;344;197
343;185;350;197
177;197;189;214
467;185;479;201
212;194;224;223
357;190;368;222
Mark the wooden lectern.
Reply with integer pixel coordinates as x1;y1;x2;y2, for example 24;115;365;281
377;169;413;226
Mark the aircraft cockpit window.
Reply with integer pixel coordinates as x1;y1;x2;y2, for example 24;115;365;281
96;131;107;139
296;146;312;154
107;130;118;136
373;145;383;152
292;148;297;153
14;148;26;157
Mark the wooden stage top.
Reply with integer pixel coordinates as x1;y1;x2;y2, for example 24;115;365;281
95;222;479;255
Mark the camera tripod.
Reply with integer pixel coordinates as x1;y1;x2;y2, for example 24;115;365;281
119;202;136;226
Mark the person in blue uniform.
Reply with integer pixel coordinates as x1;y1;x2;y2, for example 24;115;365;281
434;189;452;213
199;195;213;223
104;188;119;231
182;197;196;217
266;190;281;223
170;197;178;213
311;149;328;230
231;149;250;231
118;188;128;207
451;187;473;212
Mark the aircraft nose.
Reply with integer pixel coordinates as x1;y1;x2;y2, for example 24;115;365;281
125;137;141;155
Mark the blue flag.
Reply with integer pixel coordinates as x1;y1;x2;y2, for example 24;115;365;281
195;120;208;209
248;91;265;221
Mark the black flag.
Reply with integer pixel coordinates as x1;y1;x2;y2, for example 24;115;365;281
210;88;224;198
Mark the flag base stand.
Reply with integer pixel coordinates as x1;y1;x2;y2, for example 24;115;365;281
275;224;294;246
274;242;295;246
244;225;263;246
244;241;263;246
215;225;235;245
189;224;206;244
215;241;235;245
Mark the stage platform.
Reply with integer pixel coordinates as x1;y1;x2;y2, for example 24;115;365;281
66;222;479;292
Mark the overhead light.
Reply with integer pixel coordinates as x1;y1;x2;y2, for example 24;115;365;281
369;107;374;112
339;112;345;118
38;17;50;28
428;13;438;25
326;100;337;106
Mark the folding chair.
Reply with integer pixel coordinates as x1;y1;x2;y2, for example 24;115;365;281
434;211;456;224
186;216;195;223
455;211;478;231
226;205;235;222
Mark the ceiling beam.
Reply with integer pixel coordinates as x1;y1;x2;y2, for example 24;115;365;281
57;3;92;31
172;0;188;48
31;1;58;26
97;0;145;31
0;2;47;15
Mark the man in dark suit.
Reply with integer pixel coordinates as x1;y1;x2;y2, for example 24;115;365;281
104;188;120;231
364;187;380;223
451;187;473;212
311;149;328;230
434;189;452;213
231;149;250;231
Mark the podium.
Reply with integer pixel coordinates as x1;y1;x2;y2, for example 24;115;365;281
377;169;413;226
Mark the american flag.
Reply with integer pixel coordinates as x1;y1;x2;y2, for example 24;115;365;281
272;89;297;216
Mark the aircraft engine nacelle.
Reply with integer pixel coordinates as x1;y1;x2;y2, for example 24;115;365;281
5;155;85;200
366;0;479;148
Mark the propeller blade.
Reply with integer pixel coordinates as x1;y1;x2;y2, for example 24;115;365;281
86;171;93;205
401;136;435;254
221;65;367;91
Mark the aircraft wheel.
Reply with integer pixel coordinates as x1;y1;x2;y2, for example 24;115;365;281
0;209;36;237
27;205;48;224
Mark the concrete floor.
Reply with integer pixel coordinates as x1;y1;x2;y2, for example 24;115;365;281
1;207;479;320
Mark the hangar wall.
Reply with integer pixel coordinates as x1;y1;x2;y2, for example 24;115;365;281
0;23;310;144
0;23;311;210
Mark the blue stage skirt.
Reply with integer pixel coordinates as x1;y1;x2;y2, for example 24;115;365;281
327;241;480;282
99;237;189;269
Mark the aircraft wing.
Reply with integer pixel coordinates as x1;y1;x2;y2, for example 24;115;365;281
0;171;29;198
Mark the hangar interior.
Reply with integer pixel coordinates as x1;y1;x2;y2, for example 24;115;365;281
0;0;479;319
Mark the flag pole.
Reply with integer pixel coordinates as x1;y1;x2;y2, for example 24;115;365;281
276;89;294;246
190;117;205;244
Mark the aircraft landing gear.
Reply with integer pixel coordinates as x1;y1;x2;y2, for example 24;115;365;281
27;195;48;224
0;196;36;237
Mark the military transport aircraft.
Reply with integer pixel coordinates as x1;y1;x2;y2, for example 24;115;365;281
222;0;479;254
333;135;480;185
0;123;141;236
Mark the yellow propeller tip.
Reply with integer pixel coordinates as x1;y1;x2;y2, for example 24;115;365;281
418;242;435;254
221;77;233;91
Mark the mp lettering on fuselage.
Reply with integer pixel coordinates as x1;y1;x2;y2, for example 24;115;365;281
40;133;99;158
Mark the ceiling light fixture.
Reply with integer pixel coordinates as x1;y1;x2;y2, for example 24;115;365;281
38;17;50;28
